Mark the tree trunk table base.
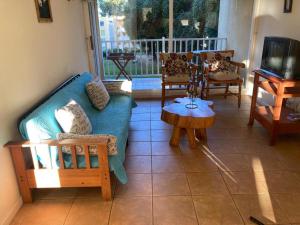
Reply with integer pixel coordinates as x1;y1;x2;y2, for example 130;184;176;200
161;98;215;148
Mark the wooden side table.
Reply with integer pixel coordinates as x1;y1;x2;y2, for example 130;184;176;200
248;70;300;145
107;53;135;81
161;97;215;148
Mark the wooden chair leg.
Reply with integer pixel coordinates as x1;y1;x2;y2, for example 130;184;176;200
10;147;33;203
205;83;210;99
225;84;229;99
238;82;242;108
161;84;166;107
99;145;112;201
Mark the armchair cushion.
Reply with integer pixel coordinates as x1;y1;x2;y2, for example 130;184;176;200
208;71;240;81
206;52;235;73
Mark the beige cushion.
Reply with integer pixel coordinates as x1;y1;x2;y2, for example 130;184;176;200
86;80;110;110
55;100;92;134
57;133;118;156
208;71;239;81
165;75;190;82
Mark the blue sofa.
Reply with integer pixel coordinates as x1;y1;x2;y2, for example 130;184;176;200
6;72;136;202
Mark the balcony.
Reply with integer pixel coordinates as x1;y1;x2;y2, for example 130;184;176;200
100;37;227;91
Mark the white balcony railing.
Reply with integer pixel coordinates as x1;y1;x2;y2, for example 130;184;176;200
101;37;227;78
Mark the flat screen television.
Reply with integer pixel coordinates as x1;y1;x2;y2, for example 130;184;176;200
261;36;300;80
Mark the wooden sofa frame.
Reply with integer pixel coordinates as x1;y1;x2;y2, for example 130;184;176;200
5;137;112;203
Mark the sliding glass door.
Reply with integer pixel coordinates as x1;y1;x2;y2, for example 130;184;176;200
95;0;221;78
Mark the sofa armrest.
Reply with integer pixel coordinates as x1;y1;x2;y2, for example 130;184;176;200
102;80;132;96
5;138;108;148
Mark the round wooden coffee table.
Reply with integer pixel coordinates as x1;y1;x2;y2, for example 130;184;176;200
161;97;215;148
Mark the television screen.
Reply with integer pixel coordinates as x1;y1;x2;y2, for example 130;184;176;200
261;37;290;78
261;37;300;80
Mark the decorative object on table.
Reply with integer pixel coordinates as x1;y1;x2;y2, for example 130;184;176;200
186;64;200;109
161;97;215;148
107;52;135;81
34;0;53;23
160;52;198;107
284;0;293;13
199;50;245;108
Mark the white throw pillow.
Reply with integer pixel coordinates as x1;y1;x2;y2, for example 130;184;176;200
55;100;92;134
86;80;110;110
57;133;118;156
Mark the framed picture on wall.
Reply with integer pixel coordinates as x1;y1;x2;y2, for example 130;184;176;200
284;0;293;13
34;0;53;22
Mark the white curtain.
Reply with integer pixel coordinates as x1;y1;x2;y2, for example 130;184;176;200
84;0;104;79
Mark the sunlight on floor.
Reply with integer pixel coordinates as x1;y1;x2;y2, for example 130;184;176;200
252;157;276;223
202;144;237;183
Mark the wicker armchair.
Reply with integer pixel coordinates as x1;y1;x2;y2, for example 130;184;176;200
160;52;197;107
199;50;245;108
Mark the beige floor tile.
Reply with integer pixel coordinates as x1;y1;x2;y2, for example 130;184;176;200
64;198;111;225
153;173;190;196
130;113;151;121
151;129;173;141
75;187;113;199
153;196;198;225
181;155;219;172
213;154;252;171
115;173;152;197
233;194;290;224
150;112;162;120
109;197;152;225
127;142;151;156
275;149;300;171
187;172;229;195
221;171;269;194
129;130;151;142
129;121;151;130
150;106;162;113
273;194;300;224
152;156;184;173
249;153;287;171
11;199;72;225
125;156;152;173
132;106;151;114
151;141;181;155
33;188;77;200
193;194;243;225
179;141;206;157
151;120;172;130
264;171;300;194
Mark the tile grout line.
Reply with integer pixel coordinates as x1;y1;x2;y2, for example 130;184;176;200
106;198;114;225
185;171;201;225
218;167;246;225
150;103;155;225
62;197;76;225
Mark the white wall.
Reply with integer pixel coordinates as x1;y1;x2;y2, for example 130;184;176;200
247;0;300;106
0;1;89;224
249;0;300;71
218;0;254;80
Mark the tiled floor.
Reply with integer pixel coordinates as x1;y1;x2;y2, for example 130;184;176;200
11;96;300;225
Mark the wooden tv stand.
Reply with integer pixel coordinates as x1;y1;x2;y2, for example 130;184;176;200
248;69;300;145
